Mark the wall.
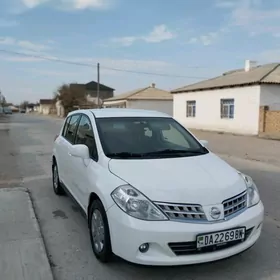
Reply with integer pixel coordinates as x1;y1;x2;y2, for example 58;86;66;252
128;100;173;115
173;86;261;135
103;100;127;108
259;106;280;133
40;104;52;115
86;90;114;99
260;84;280;110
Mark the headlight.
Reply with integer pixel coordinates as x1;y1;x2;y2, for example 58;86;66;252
111;185;168;221
239;173;260;207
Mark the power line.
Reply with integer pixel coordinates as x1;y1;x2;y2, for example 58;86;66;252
0;49;209;79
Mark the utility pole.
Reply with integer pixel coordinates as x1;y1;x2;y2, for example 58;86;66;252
97;63;100;109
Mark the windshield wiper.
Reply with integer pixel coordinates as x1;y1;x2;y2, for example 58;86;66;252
144;149;207;156
106;152;144;159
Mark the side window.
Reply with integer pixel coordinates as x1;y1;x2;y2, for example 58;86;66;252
64;114;80;144
62;116;71;137
161;124;191;149
75;115;98;160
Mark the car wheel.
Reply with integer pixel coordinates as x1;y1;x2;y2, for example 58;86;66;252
89;200;112;262
52;162;65;195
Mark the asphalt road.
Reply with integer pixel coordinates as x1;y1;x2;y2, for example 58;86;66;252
0;113;280;280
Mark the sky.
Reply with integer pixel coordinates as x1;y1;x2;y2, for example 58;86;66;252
1;0;280;104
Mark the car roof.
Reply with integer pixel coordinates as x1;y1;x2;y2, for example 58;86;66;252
68;108;171;118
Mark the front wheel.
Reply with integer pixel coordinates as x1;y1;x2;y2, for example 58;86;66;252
52;162;65;195
89;200;112;262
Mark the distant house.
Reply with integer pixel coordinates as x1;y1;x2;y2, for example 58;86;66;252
103;83;173;115
39;99;55;115
70;81;114;104
172;60;280;135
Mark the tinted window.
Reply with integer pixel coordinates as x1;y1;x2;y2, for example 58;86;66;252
162;125;191;149
96;117;207;159
75;115;98;160
62;116;71;137
64;114;80;144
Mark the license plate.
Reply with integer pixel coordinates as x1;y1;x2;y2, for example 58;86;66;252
196;227;246;248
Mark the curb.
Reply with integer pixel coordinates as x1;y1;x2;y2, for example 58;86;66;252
0;187;54;280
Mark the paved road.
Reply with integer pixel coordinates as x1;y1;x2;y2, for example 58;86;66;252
0;114;280;280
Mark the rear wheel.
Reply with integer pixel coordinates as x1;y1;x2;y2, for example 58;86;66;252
89;200;112;262
52;162;65;195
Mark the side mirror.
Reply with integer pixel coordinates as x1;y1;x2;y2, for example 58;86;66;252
199;140;208;147
69;144;90;159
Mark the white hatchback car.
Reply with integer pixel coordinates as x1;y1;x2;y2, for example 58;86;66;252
52;108;264;266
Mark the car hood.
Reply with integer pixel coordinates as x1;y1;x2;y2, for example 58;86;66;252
108;153;246;205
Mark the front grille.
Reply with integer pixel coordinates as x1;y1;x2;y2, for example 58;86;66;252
223;191;247;218
169;227;254;256
155;202;207;221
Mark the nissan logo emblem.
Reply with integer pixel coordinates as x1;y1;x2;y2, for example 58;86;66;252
210;207;221;220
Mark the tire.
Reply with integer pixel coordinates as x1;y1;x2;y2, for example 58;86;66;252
52;162;65;195
89;200;112;263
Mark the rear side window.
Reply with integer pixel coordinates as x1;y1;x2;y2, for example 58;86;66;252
64;114;80;144
62;117;71;137
75;115;98;160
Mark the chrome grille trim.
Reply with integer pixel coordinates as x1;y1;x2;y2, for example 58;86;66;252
154;202;207;221
223;191;247;218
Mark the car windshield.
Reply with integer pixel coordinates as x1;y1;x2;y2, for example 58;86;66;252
96;117;209;159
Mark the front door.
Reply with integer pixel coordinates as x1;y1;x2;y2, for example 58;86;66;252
59;114;81;194
72;114;99;209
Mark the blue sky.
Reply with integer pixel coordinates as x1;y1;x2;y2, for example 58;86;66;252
1;0;280;104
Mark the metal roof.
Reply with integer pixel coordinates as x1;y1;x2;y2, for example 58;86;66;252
172;63;280;93
104;85;173;102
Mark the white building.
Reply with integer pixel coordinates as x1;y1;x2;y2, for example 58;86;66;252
103;84;173;115
172;61;280;135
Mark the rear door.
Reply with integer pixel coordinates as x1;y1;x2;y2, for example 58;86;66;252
58;114;81;192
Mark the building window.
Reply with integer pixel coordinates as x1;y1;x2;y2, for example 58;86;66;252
221;99;234;119
186;101;196;117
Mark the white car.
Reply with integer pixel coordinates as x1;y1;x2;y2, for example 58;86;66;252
52;108;264;266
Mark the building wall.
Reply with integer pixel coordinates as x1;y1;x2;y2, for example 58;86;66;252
103;100;127;108
173;86;261;135
127;100;173;115
86;90;114;100
40;104;52;115
260;84;280;109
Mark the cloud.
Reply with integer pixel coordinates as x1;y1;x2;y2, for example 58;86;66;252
19;0;111;10
258;49;280;62
24;67;77;76
187;28;229;46
111;24;176;47
18;40;51;52
22;0;47;8
0;19;19;27
215;0;237;9
216;0;280;37
0;37;53;52
0;55;44;62
0;37;16;45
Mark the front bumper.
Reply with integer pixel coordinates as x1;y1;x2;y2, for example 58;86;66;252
107;201;264;266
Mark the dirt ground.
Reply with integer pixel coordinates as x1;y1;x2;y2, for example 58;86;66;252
190;129;280;167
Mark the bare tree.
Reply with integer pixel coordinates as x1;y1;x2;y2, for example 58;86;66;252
20;101;29;109
0;91;7;107
54;83;87;115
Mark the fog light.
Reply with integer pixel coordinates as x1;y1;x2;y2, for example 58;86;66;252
139;243;149;253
